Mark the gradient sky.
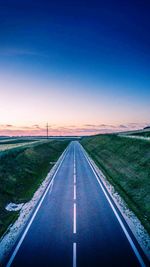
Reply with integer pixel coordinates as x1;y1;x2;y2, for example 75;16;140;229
0;0;150;135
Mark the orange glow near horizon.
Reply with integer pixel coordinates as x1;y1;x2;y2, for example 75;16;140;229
0;122;148;137
0;71;149;136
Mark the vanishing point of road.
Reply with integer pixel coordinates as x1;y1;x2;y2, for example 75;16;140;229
6;141;149;267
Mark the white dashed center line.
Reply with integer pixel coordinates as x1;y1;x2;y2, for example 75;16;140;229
73;242;77;267
74;173;76;184
73;144;77;267
73;203;77;234
74;184;76;201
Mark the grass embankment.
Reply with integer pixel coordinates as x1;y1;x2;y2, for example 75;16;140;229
130;131;150;138
0;140;70;237
80;135;150;234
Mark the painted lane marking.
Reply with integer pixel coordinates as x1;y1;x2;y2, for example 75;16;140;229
6;145;69;267
73;203;77;234
74;145;76;175
73;242;77;267
73;144;77;267
74;162;76;175
74;173;76;184
73;153;76;183
81;144;146;267
74;184;76;201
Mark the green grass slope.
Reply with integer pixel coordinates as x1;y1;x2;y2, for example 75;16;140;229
130;131;150;137
0;140;69;237
81;134;150;234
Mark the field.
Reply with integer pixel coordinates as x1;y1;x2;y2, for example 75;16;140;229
0;139;70;237
0;138;38;144
130;131;150;138
81;134;150;234
0;139;40;152
119;128;150;138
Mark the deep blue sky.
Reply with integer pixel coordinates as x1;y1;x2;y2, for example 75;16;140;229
0;0;150;134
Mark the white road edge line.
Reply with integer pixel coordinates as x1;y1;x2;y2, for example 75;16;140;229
73;242;77;267
81;145;146;267
73;203;77;234
6;145;69;267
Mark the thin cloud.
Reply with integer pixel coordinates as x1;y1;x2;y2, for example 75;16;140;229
0;123;149;137
6;124;13;127
119;125;128;128
83;124;117;128
0;48;48;58
0;124;14;129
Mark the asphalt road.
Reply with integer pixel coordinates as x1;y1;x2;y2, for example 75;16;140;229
6;141;149;267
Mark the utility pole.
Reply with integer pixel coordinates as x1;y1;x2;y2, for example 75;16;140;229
46;123;49;139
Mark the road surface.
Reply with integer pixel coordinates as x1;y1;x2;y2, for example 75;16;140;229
6;141;149;267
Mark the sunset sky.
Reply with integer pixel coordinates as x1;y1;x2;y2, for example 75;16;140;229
0;0;150;136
